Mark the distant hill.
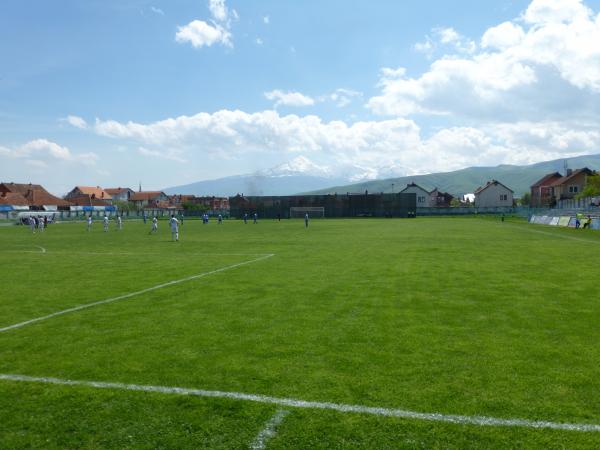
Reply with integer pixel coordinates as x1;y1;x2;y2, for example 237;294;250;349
164;173;352;197
306;154;600;197
164;155;404;196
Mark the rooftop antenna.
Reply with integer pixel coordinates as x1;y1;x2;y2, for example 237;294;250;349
139;181;142;192
563;160;568;176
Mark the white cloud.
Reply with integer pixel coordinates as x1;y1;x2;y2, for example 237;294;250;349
150;6;164;16
209;0;232;23
0;139;98;166
481;22;525;50
263;15;270;24
264;90;315;107
522;0;592;24
414;27;477;57
91;110;598;177
63;115;88;129
176;0;235;49
371;0;600;119
325;89;363;107
175;20;231;48
255;37;263;45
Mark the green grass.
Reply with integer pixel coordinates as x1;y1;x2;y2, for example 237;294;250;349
1;217;599;449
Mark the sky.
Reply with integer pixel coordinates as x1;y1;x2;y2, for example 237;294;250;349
2;0;600;194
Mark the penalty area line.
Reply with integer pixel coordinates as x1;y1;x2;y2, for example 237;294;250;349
250;409;290;450
0;374;598;433
0;253;274;333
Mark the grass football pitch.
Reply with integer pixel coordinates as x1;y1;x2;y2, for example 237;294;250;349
0;217;599;449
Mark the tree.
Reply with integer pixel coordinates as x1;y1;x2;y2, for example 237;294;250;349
182;201;209;212
577;174;600;199
450;198;461;207
518;192;531;206
112;200;134;212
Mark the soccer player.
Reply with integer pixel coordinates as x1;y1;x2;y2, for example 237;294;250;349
243;213;248;224
38;216;45;232
87;215;92;232
170;214;179;241
116;215;122;230
218;214;223;224
253;212;258;224
149;216;158;234
305;212;309;228
103;214;109;232
29;216;36;233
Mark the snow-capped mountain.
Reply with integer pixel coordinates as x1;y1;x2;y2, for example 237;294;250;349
163;156;357;196
259;156;334;178
163;155;411;196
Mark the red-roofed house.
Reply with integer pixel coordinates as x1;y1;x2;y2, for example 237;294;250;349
130;191;169;209
0;182;71;209
67;195;112;207
548;168;595;202
105;187;134;202
65;186;112;203
0;192;30;210
530;172;562;207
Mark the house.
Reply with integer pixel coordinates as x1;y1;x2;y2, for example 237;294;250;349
548;168;595;203
129;191;169;209
530;172;562;207
169;195;230;210
0;182;71;210
429;188;454;207
400;183;433;208
0;192;30;211
474;180;514;208
199;196;229;210
68;195;112;207
65;186;112;203
105;187;134;202
168;194;197;206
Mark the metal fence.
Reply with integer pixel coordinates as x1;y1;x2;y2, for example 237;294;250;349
228;193;417;219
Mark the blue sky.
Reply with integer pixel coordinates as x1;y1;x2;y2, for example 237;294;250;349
2;0;600;194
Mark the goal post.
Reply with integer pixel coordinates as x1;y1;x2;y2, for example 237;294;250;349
289;206;325;218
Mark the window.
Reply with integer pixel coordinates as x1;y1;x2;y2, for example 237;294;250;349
418;196;426;203
500;194;508;201
569;185;579;193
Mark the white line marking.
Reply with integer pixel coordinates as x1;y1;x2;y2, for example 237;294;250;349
250;409;290;450
35;245;46;253
0;254;274;333
0;373;598;433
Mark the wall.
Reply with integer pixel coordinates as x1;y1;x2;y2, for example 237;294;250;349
475;184;513;208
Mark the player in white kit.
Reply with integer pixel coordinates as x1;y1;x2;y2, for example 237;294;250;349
87;215;92;231
116;215;122;230
170;215;179;241
149;216;158;234
103;214;109;232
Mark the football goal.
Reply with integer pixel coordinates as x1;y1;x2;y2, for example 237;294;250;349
290;206;325;218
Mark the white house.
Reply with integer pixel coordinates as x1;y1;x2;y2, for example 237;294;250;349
474;180;513;208
105;187;134;202
400;183;433;208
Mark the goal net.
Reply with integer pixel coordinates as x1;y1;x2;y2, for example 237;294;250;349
290;206;325;218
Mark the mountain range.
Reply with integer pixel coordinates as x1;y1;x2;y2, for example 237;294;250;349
163;156;395;197
164;154;600;198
